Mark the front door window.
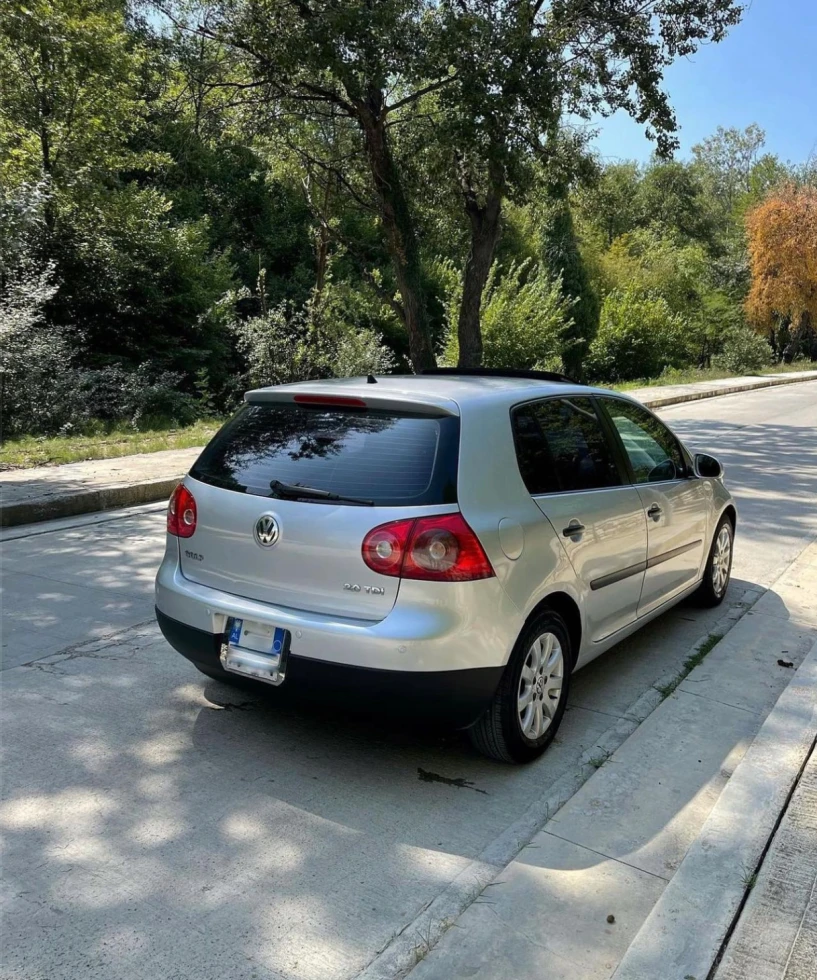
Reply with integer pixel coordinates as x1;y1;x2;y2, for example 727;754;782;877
603;399;687;484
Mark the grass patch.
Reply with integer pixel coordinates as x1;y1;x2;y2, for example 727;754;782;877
684;632;724;673
656;631;726;701
588;751;610;770
741;869;758;891
656;677;683;699
0;419;223;470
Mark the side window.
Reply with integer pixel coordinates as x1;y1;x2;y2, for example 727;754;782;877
602;399;687;484
511;406;560;495
512;397;621;494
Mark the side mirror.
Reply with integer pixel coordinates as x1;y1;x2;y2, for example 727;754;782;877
694;453;723;479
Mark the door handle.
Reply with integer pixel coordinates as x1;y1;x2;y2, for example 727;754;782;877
563;520;585;537
647;504;662;520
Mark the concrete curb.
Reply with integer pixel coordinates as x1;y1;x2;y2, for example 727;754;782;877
712;744;817;979
611;642;817;980
0;476;180;528
638;371;817;409
2;370;817;529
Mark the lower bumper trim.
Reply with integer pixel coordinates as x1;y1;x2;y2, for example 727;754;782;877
155;607;502;729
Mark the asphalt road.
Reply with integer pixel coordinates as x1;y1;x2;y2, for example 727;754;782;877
2;381;817;980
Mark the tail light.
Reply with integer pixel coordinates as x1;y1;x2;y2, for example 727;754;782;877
362;513;494;582
167;484;197;538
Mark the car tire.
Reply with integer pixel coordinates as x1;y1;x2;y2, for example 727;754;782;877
469;611;572;764
694;515;734;607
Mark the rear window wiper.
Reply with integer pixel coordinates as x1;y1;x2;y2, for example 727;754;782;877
268;479;374;506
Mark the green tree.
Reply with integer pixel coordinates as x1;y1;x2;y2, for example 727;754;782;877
540;181;599;377
692;124;768;220
443;260;573;371
0;0;145;188
151;0;743;370
586;288;688;382
635;160;713;244
574;162;641;248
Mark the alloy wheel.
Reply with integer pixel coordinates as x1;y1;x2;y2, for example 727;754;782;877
712;523;732;595
518;631;564;741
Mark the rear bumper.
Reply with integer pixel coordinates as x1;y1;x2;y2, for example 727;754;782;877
155;543;522;673
156;607;502;728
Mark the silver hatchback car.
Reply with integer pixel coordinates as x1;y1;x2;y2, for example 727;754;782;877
155;369;735;762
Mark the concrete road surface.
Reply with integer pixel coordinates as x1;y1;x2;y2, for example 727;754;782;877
2;382;817;980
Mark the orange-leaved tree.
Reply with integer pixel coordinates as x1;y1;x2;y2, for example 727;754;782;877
746;185;817;355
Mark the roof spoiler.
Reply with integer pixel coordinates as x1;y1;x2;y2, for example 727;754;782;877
244;387;459;416
420;367;582;385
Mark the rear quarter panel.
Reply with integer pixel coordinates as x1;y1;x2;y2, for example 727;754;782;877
455;396;585;667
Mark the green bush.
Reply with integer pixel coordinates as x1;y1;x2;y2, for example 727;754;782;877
711;326;772;375
585;288;689;382
443;260;574;370
229;290;395;391
0;270;198;437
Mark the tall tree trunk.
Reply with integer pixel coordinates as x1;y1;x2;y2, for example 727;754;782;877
457;161;504;368
39;43;55;232
358;95;435;372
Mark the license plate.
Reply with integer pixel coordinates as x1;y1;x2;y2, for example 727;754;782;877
221;618;289;686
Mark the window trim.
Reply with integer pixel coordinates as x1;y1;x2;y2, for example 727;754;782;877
594;394;691;487
509;394;630;497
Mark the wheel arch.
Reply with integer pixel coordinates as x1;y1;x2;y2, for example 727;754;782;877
721;503;737;531
523;590;582;670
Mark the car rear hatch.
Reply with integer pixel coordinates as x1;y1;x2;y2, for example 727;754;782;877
180;391;460;620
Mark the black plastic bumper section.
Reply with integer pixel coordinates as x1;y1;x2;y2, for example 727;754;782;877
155;607;502;729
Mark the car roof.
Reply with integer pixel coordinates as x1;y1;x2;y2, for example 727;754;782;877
246;374;624;414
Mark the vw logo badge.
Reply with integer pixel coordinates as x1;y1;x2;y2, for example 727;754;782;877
254;514;280;548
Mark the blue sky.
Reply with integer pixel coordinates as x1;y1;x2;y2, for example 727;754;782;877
591;0;817;165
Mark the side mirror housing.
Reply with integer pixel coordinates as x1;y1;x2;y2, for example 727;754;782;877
694;453;723;479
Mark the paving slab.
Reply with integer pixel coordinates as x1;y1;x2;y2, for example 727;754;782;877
546;690;761;880
410;833;667;980
714;749;817;980
0;508;165;670
406;552;817;980
678;613;816;716
613;641;817;980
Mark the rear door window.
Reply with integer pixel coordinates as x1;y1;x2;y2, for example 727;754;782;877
190;402;459;506
512;397;622;494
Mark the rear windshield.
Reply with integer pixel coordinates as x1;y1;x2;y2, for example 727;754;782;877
190;402;460;506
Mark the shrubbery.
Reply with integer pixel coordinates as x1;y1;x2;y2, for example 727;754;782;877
585;289;688;382
711;326;772;375
443;260;573;371
225;285;396;392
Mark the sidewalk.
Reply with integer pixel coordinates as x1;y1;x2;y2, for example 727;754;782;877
2;370;817;527
0;447;198;526
626;369;817;408
399;541;817;980
714;746;817;980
